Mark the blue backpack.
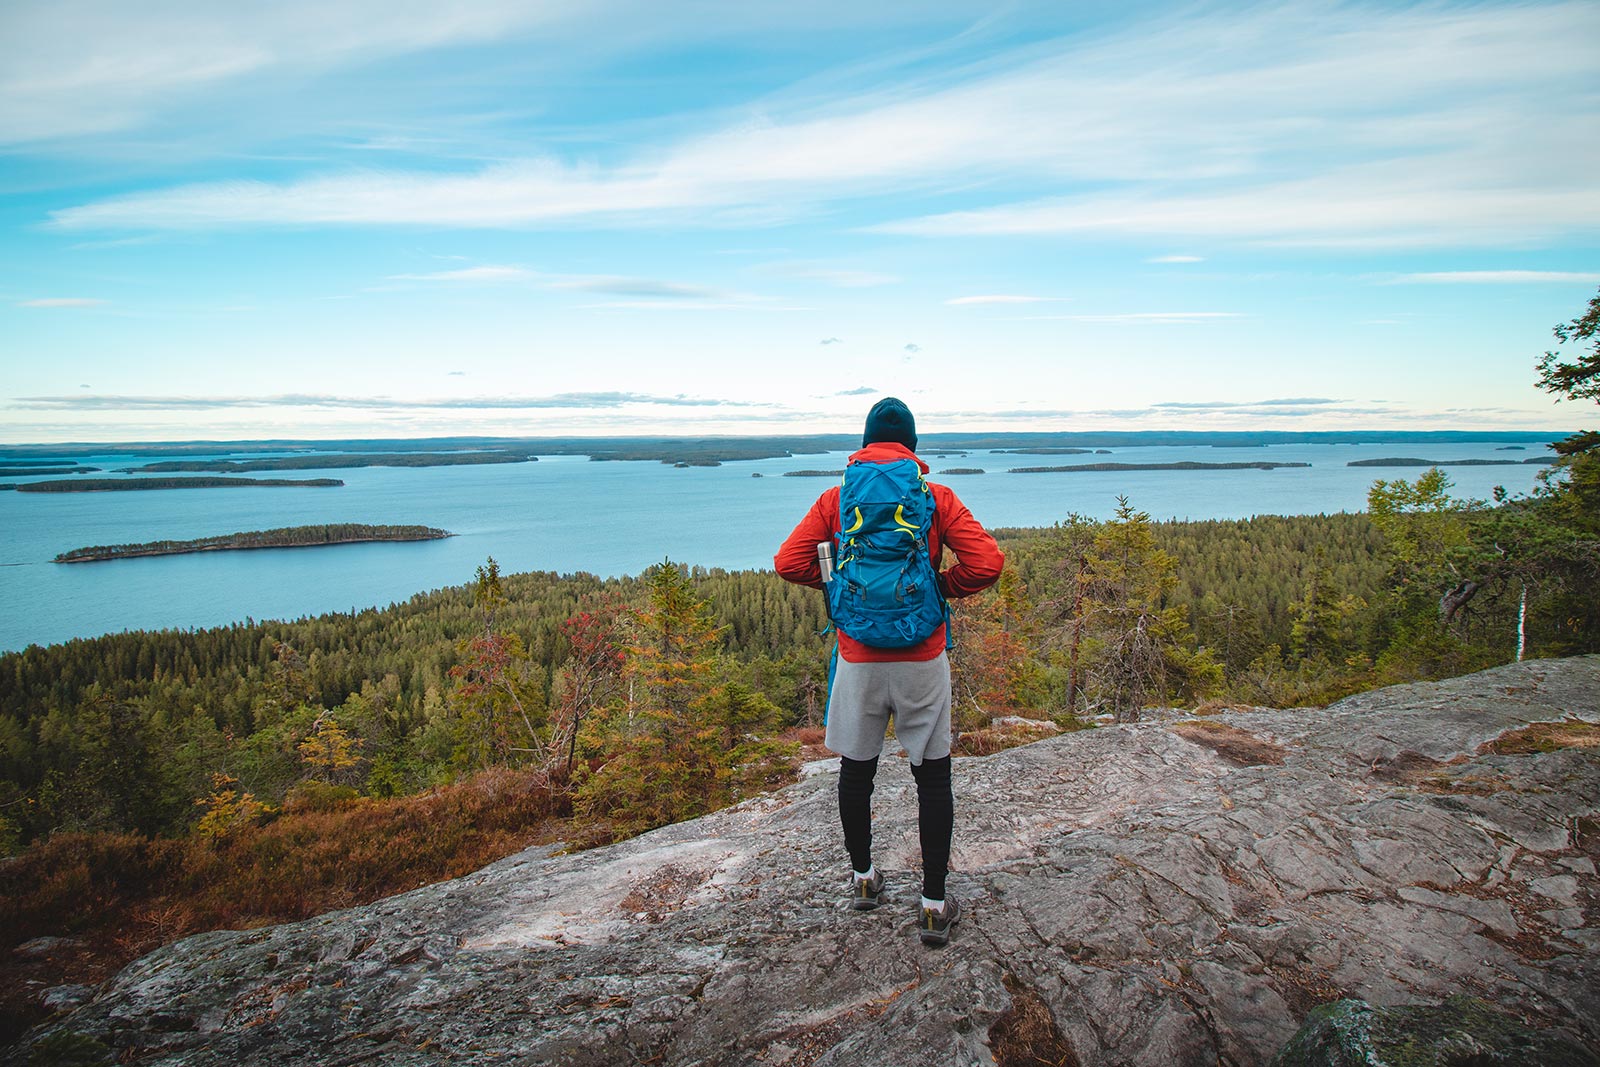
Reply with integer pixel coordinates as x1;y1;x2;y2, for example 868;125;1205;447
825;459;949;648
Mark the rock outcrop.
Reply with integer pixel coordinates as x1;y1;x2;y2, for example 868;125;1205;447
21;657;1600;1066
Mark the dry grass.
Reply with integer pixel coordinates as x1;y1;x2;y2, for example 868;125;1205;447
1170;720;1289;766
0;768;567;1046
989;974;1080;1067
1190;699;1262;717
953;719;1061;757
1480;719;1600;756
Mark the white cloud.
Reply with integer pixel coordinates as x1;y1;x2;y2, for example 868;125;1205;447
11;391;777;411
0;1;592;145
40;2;1600;251
1391;270;1600;284
761;264;900;288
17;297;106;307
552;275;729;299
388;265;533;282
1148;255;1203;263
1;2;994;147
575;300;810;312
878;168;1600;248
1022;312;1241;324
945;294;1059;305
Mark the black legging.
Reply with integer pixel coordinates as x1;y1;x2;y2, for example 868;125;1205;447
838;753;953;900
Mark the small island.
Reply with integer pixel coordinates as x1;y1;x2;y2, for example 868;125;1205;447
18;477;344;493
55;524;453;563
939;468;986;475
0;465;100;477
1010;461;1311;474
122;451;537;473
783;469;846;478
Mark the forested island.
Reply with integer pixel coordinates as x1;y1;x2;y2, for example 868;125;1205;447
0;465;99;477
123;452;537;473
1010;461;1311;473
54;524;453;563
17;477;343;493
1346;457;1549;467
782;469;846;477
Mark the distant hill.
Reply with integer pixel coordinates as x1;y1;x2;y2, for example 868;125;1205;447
0;430;1566;466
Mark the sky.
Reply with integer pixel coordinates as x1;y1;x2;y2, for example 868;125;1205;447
1;0;1598;443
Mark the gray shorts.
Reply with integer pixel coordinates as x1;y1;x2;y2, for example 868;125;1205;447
825;651;952;764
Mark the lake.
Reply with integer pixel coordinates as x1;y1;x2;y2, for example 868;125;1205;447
0;439;1558;652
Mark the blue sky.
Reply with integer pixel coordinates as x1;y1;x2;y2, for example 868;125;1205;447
2;0;1597;442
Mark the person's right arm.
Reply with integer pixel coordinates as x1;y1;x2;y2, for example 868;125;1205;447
774;489;839;589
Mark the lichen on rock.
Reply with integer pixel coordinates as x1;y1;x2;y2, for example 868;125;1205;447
1269;995;1597;1067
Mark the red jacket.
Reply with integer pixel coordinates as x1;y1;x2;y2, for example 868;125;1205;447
774;442;1005;662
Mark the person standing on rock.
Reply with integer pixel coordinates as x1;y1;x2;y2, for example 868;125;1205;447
775;397;1004;945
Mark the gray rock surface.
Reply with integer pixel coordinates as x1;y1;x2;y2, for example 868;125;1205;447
19;657;1600;1066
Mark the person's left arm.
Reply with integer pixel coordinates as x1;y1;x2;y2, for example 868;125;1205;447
932;486;1004;598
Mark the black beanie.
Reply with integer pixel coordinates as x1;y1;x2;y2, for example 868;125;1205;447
862;397;917;451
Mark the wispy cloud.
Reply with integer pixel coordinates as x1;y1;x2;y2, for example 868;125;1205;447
761;263;900;288
1390;270;1600;284
574;300;809;312
927;399;1400;422
17;297;106;308
831;386;876;396
945;294;1059;306
1152;398;1339;410
42;3;1600;250
383;265;761;305
11;391;776;411
552;275;728;299
1148;255;1203;264
388;265;533;282
0;1;593;146
819;337;842;345
903;343;921;352
1023;312;1241;324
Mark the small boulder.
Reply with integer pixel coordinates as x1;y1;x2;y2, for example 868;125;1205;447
13;936;82;959
40;984;95;1012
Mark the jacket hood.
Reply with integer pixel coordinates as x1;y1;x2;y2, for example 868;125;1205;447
849;441;929;474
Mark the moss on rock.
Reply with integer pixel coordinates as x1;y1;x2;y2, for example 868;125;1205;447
1269;996;1597;1067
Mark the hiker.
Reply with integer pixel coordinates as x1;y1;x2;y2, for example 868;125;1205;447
774;397;1003;945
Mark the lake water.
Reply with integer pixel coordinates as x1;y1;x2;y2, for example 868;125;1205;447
0;440;1557;652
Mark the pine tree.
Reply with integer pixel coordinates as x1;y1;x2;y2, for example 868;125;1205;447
445;558;550;771
573;562;794;839
1079;498;1218;721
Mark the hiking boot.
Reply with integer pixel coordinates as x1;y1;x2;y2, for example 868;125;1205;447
850;870;885;911
919;896;961;946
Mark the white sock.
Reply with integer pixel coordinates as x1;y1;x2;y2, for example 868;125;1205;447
921;895;945;912
853;864;876;883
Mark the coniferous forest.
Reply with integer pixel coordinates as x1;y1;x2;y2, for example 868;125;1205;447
2;290;1598;1042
